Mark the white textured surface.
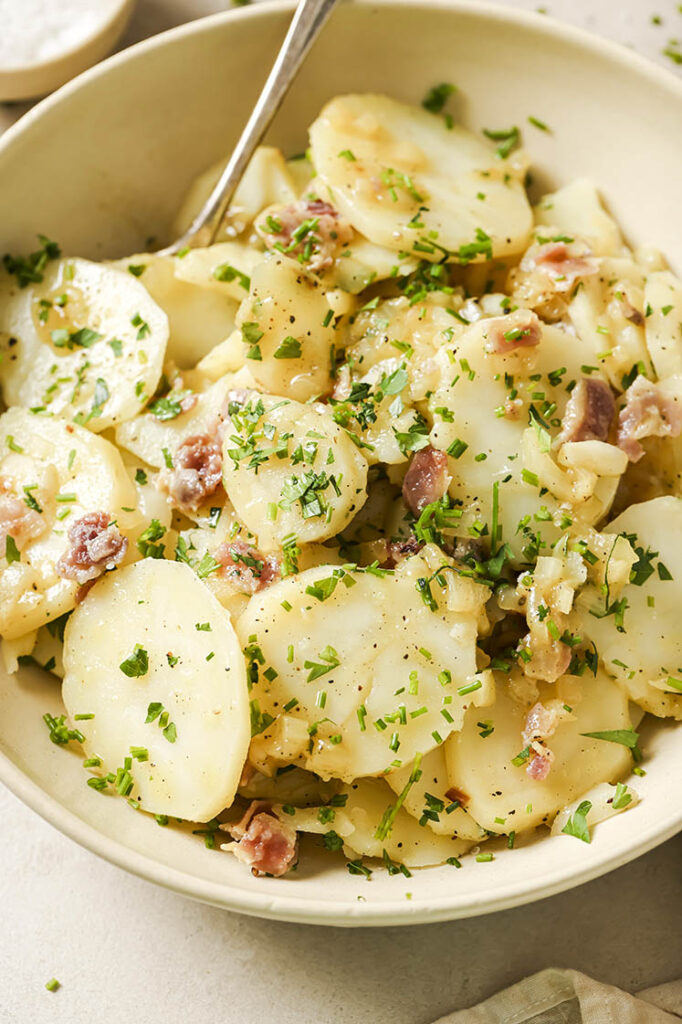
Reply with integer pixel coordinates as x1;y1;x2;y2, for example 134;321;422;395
0;0;123;69
0;1;681;1020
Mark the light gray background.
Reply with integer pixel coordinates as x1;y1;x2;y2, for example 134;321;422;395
1;1;681;1021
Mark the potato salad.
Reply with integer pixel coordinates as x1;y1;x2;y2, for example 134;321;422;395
1;90;681;880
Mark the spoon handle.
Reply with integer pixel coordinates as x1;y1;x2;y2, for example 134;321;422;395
162;0;340;254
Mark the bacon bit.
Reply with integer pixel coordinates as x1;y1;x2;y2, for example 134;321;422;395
617;376;682;463
445;786;470;808
227;800;272;840
483;309;542;354
521;701;567;781
383;535;424;568
557;377;616;445
224;802;298;877
527;751;552;780
621;301;645;327
75;578;98;604
522;701;562;748
56;512;127;585
402;446;450;516
260;199;354;273
168;434;222;510
0;477;46;551
529;241;598;292
216;538;280;595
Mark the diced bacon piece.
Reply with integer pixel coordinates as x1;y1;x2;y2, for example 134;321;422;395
227;800;272;839
223;802;298;877
383;535;424;568
522;701;562;748
216;538;280;594
620;300;645;327
260;199;354;273
557;377;616;445
402;446;450;516
527;241;598;292
527;751;552;780
0;477;46;551
56;512;127;585
617;376;682;463
167;434;222;510
483;310;542;353
521;701;568;781
445;786;470;808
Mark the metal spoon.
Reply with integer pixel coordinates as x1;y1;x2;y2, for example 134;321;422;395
158;0;340;256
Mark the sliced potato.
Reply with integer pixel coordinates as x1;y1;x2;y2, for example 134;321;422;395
222;392;368;549
0;407;141;639
173;242;261;303
115;372;240;471
309;93;532;261
428;319;622;556
277;777;471;867
172;146;301;240
445;670;634;833
108;253;239;368
567;259;651;391
644;271;682;380
62;559;249;822
576;496;682;719
236;255;336;402
387;747;485;841
237;546;490;781
534;178;627;258
0;258;167;430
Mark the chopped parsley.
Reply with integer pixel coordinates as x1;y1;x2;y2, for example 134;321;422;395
561;800;592;843
119;645;149;678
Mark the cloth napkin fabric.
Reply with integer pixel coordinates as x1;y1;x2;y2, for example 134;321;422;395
433;969;682;1023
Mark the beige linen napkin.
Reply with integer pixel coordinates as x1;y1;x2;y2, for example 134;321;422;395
433;969;682;1023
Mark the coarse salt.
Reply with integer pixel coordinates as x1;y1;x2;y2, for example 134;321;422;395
0;0;124;69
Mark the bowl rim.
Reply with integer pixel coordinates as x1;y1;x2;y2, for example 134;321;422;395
0;0;681;926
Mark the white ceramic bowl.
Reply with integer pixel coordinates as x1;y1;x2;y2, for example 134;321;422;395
0;0;680;927
0;0;136;102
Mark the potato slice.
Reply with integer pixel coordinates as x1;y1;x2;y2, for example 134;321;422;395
309;94;532;261
236;254;336;402
387;747;485;841
62;559;249;822
0;407;141;639
108;253;239;369
172;146;301;240
172;242;261;303
0;258;167;430
445;671;634;834
576;496;682;719
277;777;470;867
237;546;490;781
115;372;240;471
428;319;622;557
644;271;682;380
222;392;368;549
534;178;627;258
